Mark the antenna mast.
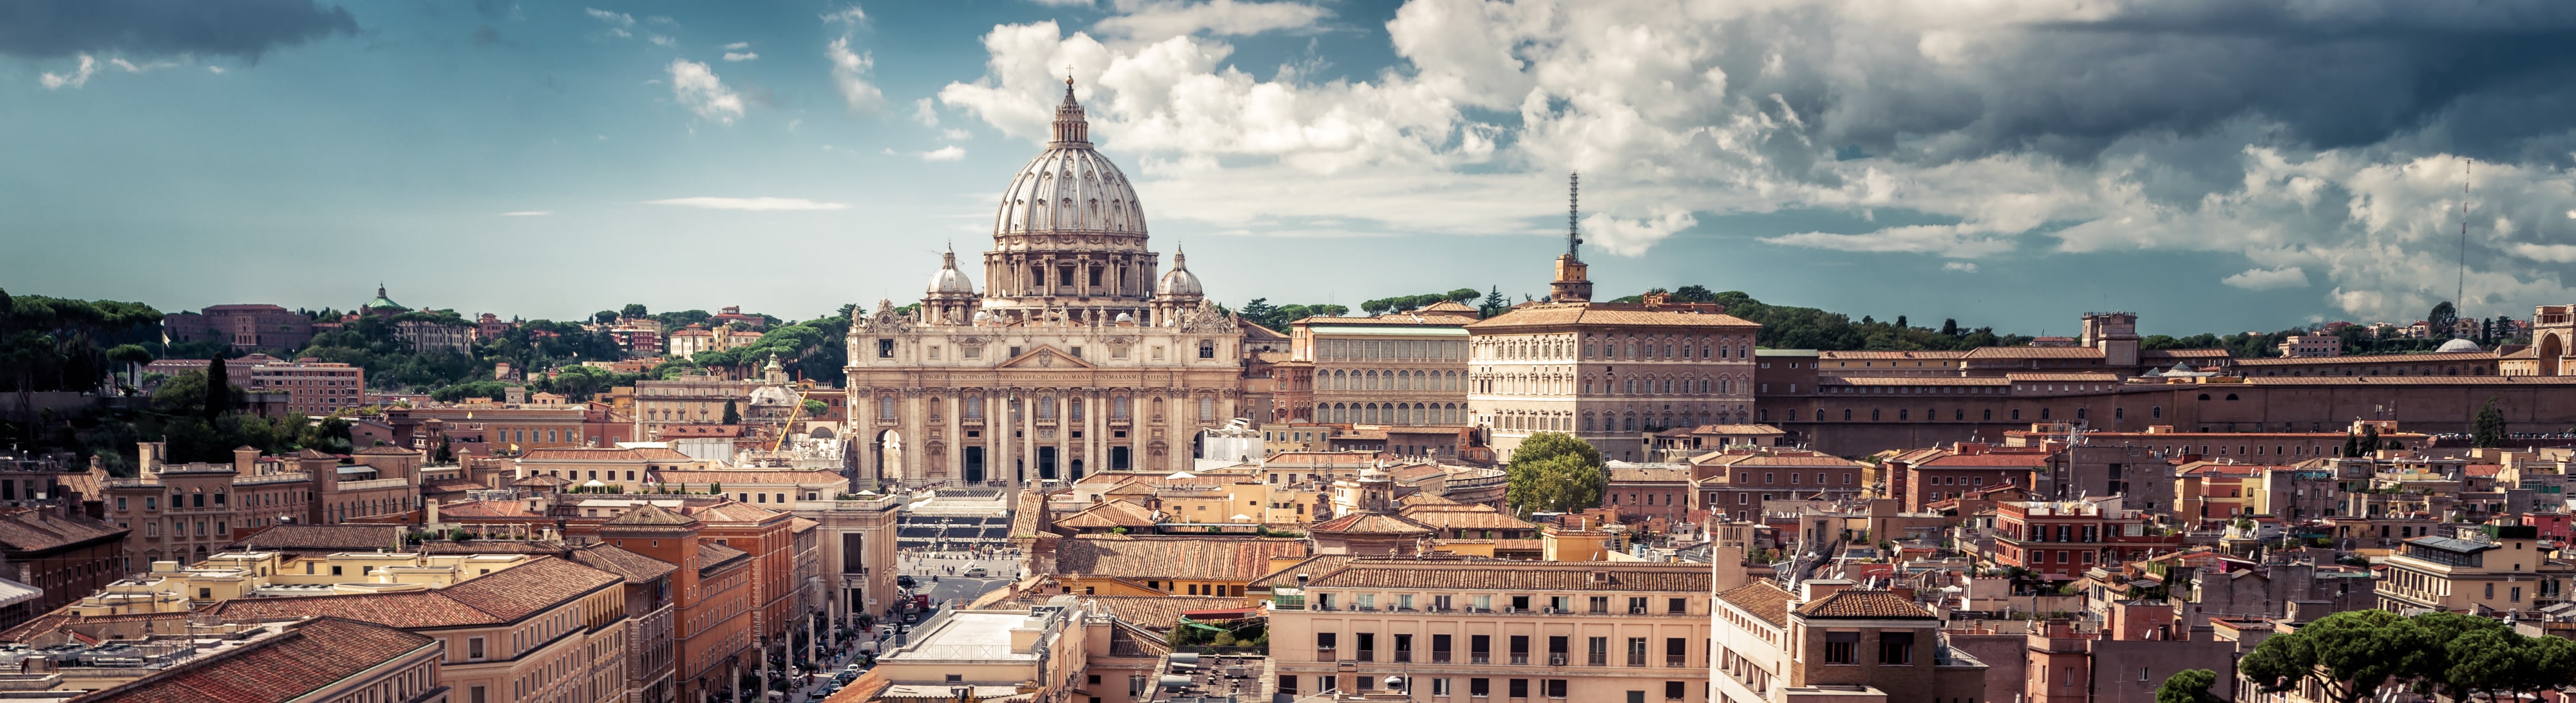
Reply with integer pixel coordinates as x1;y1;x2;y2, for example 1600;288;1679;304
1567;173;1582;258
2459;158;2472;323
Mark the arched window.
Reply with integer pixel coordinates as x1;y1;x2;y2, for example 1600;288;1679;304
1899;409;1908;420
2040;408;2051;420
2076;408;2088;420
1843;409;1853;420
1622;415;1636;431
1982;409;1992;420
1871;409;1880;421
2153;406;2163;418
2114;407;2125;420
1816;409;1826;421
2011;409;2022;420
2197;393;2211;400
2224;393;2239;401
1955;408;1964;420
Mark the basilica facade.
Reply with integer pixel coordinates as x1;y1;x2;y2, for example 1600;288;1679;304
844;80;1245;489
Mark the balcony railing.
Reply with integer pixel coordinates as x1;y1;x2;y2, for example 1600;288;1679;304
1357;650;1375;662
1394;651;1412;663
1471;654;1490;664
1587;654;1607;666
1548;654;1568;666
1667;655;1688;667
1510;654;1529;666
1315;648;1336;662
1432;652;1452;664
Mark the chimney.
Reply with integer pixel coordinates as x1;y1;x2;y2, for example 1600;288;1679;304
1800;579;1854;602
234;447;258;474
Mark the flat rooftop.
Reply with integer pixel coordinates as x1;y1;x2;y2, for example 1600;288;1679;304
894;612;1036;662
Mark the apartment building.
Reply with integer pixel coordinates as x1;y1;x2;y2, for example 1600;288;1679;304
162;304;316;353
1466;290;1761;463
1712;580;1987;703
242;359;367;414
0;506;127;630
2;615;442;703
1989;497;2181;582
386;406;595;455
1878;443;2054;512
593;505;756;703
1690;451;1868;523
2375;524;2574;615
1288;303;1477;432
1268;558;1712;703
98;444;421;567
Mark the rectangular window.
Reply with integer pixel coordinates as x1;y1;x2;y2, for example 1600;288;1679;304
1824;632;1858;664
1434;679;1452;696
1625;637;1647;667
1546;680;1567;698
1509;679;1529;699
1472;678;1490;698
1878;631;1915;665
1587;637;1608;666
468;637;486;660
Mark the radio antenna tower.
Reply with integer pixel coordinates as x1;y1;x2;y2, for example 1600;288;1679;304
1567;172;1582;258
2459;159;2472;320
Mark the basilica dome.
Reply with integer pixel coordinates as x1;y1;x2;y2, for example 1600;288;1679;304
1157;250;1203;297
991;80;1146;238
926;247;974;294
2436;338;2481;353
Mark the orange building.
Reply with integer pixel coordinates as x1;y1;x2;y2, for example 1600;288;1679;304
598;505;755;703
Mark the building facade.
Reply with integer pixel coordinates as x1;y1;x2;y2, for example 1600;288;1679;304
245;359;367;415
843;80;1243;487
1289;306;1476;430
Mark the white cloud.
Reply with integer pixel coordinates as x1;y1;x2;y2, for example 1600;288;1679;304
943;127;972;140
2510;243;2576;264
1763;225;2016;258
647;34;676;46
2221;266;2311;290
1580;210;1697;257
667;59;744;124
206;66;226;74
913;98;940;126
1943;261;1979;273
1094;0;1331;39
646;197;848;211
583;8;634;27
39;54;97;89
723;52;758;61
109;58;175;73
723;42;750;50
921;146;967;162
822;6;867;24
826;37;885;113
498;211;554;217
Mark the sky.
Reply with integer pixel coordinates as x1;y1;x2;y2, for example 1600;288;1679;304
10;0;2576;338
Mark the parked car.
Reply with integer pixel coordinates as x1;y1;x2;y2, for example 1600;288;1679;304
896;575;916;588
963;567;989;577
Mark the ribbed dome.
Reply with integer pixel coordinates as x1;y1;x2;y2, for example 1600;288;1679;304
2436;338;2482;353
926;247;974;294
1157;250;1202;296
990;81;1146;238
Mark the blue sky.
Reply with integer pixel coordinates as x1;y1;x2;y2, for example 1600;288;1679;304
10;1;2576;337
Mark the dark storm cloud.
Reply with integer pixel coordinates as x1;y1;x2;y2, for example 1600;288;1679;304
0;0;357;60
1770;0;2576;165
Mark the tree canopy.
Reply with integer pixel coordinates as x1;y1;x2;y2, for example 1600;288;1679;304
1504;432;1605;515
1235;299;1349;331
2154;670;2221;703
2232;610;2576;703
2473;397;2506;447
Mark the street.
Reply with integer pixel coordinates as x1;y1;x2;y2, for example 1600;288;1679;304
915;576;1008;607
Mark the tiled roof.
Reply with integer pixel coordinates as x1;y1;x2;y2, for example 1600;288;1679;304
1249;554;1358;588
1303;560;1710;592
1919;452;2054;467
0;611;191;644
2231;352;2499;366
698;542;750;568
204;556;620;629
354;446;421;456
649;469;847;485
0;507;126;554
568;543;679;583
229;525;403;554
421;478;489;493
1608;467;1694;483
518;447;668;462
1817;350;1969;360
1056;501;1159;529
1695;453;1865;468
2228;375;2576;386
84;617;435;703
2141;348;2233;359
1962;346;2106;359
1794;589;1935;619
1689;424;1786;435
433;500;545;518
1465;303;1759;330
605;503;699;527
1397;492;1460;506
1311;512;1434;535
1399;505;1534;531
1716;581;1793;626
1028;595;1242;630
1055;536;1309;580
2003;373;2123;382
683;501;786;523
1820;376;2012;386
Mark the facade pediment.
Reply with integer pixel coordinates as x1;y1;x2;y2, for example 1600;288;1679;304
996;346;1096;370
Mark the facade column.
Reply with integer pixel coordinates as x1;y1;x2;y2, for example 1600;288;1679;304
996;388;1017;493
944;394;964;484
1019;388;1039;486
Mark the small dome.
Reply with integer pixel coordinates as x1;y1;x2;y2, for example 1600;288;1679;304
926;247;974;294
1156;250;1202;297
2437;338;2482;353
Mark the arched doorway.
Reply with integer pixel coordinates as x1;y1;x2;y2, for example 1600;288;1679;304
2543;333;2565;377
873;429;904;484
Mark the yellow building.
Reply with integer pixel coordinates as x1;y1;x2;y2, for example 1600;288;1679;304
2376;524;2575;614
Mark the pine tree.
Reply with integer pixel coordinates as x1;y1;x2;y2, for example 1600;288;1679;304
721;400;741;425
202;355;231;419
2473;397;2506;448
1479;286;1508;318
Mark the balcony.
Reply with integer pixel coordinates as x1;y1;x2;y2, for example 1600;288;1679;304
1358;650;1375;662
1432;652;1452;664
1315;648;1336;662
1510;654;1529;666
1394;651;1412;663
1667;655;1688;668
1472;654;1491;664
1548;654;1568;666
1587;654;1607;666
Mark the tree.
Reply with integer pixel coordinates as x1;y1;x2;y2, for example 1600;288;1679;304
2438;621;2527;700
1444;288;1481;304
721;399;741;425
1941;319;1960;336
1504;432;1605;514
593;310;618;324
2239;610;2431;703
2428;301;2458;338
1239;298;1279;330
2154;669;2221;703
106;344;153;390
2473;397;2507;448
202;354;231;419
1479;286;1508;318
620;304;648;319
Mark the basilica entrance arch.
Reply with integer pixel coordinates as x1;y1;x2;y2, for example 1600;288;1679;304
873;429;904;484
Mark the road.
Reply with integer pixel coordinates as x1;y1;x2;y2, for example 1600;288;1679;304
915;576;1009;608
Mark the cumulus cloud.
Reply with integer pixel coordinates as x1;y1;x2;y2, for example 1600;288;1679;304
2222;266;2312;290
583;7;634;37
0;0;355;60
822;6;867;25
1943;261;1980;274
826;36;884;113
38;54;96;89
921;146;967;162
723;51;757;61
1094;0;1331;39
646;197;848;211
943;127;972;140
913;98;940;126
933;0;2576;319
667;59;744;124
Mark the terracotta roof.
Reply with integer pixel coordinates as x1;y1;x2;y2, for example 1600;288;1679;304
1465;303;1759;330
2141;348;2233;359
682;500;786;523
206;557;621;628
2231;352;2499;366
1689;424;1786;435
353;446;421;456
1820;376;2011;386
1918;452;2054;467
2004;373;2123;382
569;543;680;583
1398;492;1460;507
1419;301;1479;314
0;507;126;554
1399;505;1535;531
84;617;435;703
1295;314;1474;327
0;611;190;644
1056;501;1159;529
421;478;488;493
1695;453;1866;469
1794;589;1935;619
229;525;403;554
1311;512;1434;536
1716;581;1793;626
1044;595;1242;630
518;447;679;462
1962;346;2105;359
1817;350;1969;360
1608;467;1693;483
433;500;544;518
648;469;847;485
1055;536;1310;581
2228;375;2576;386
1304;560;1710;592
697;542;750;572
606;503;697;527
1249;554;1358;588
